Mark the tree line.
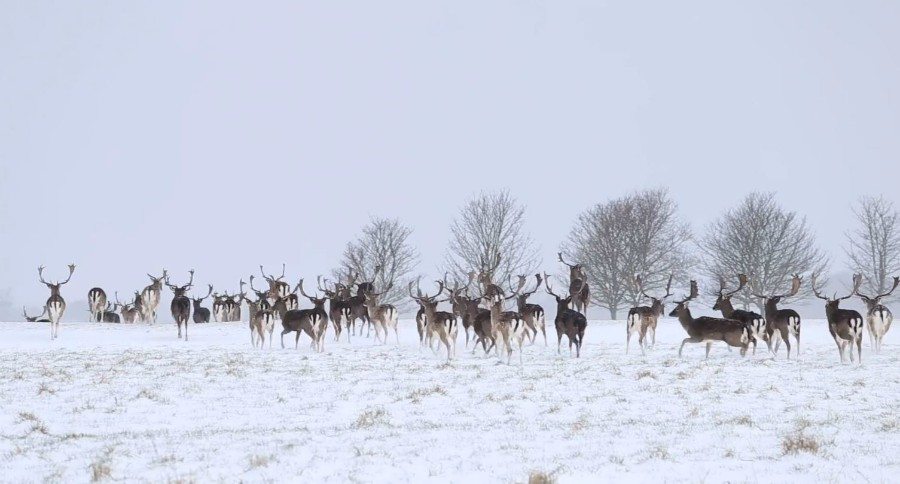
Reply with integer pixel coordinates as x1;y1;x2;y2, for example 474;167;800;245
334;189;900;319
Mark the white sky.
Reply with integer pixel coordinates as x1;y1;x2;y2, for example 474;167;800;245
2;1;898;317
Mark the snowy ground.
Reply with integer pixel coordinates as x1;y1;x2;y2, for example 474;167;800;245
1;318;897;483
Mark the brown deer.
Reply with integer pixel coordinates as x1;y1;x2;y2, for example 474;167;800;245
37;264;75;339
854;276;898;353
319;277;352;343
410;280;458;361
558;252;590;314
668;280;752;359
250;307;277;349
141;270;167;323
259;264;290;299
712;274;766;354
191;285;214;324
408;281;430;348
133;291;144;323
484;278;527;365
626;274;673;355
282;279;329;352
363;284;399;345
87;287;108;323
544;273;588;357
813;275;865;364
99;303;121;323
115;292;140;324
752;274;802;358
166;270;194;340
23;305;50;322
509;274;546;345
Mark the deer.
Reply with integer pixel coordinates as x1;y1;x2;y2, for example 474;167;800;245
133;291;144;323
99;303;121;323
141;270;167;323
260;264;299;312
285;279;330;351
409;281;430;348
483;277;528;365
410;280;458;361
191;285;214;324
115;292;140;324
751;274;803;358
23;306;50;322
226;290;242;322
510;274;546;346
37;264;75;339
212;292;229;322
558;253;590;314
813;274;865;364
341;271;372;338
544;273;588;357
363;284;399;345
250;306;277;349
87;287;108;323
626;274;673;355
712;274;766;354
668;280;752;359
854;276;898;353
166;270;194;340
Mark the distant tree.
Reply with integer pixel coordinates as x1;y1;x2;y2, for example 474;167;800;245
334;217;419;307
561;188;693;319
444;189;540;288
845;196;900;300
699;192;828;310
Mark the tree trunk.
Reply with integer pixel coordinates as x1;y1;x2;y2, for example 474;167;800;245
608;307;617;320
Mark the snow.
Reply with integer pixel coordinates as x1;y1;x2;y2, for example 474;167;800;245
1;318;897;483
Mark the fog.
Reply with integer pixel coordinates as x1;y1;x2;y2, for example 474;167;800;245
2;1;898;319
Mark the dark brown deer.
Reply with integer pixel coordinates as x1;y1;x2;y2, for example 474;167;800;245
813;275;865;364
191;285;214;324
133;291;144;323
854;276;898;353
484;278;527;365
409;281;430;348
712;274;766;354
410;280;458;361
752;274;802;358
87;287;108;323
99;303;121;323
141;270;167;323
510;274;546;345
282;279;329;352
23;306;50;322
668;280;752;359
544;273;587;357
259;264;290;299
116;292;140;324
626;274;673;355
37;264;75;339
558;252;590;314
319;277;351;343
166;270;194;340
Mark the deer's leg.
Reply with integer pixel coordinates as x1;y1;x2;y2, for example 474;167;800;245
626;329;632;355
541;320;547;346
778;327;790;360
704;342;712;359
678;338;691;357
857;337;863;364
557;331;563;354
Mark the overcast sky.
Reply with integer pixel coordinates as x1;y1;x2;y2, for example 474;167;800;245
2;1;898;318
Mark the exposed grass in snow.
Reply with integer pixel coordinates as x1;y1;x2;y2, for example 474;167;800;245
0;319;898;482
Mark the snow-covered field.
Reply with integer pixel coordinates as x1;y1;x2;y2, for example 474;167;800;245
1;318;897;483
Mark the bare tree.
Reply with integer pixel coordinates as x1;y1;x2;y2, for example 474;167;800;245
845;196;900;300
561;188;692;319
444;189;540;287
335;217;419;308
699;192;828;311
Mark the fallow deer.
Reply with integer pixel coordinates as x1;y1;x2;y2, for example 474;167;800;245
484;278;527;365
752;274;802;358
166;270;194;340
88;287;108;323
558;252;590;314
363;285;399;345
626;274;673;355
37;264;75;339
116;292;140;324
813;275;865;364
410;280;458;361
409;281;429;348
191;285;214;324
854;276;898;353
712;274;766;354
668;280;752;359
100;303;121;323
133;291;144;323
544;273;587;357
510;274;546;345
141;270;167;323
250;307;277;349
281;279;329;352
319;277;352;343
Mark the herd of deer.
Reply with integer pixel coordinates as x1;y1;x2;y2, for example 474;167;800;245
22;256;898;365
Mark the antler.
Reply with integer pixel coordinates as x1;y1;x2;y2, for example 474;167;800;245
838;274;862;301
810;275;828;300
858;275;900;301
37;266;48;284
724;274;747;298
557;252;576;269
60;264;75;285
297;279;317;300
543;272;561;298
197;284;213;300
186;269;194;289
675;280;699;304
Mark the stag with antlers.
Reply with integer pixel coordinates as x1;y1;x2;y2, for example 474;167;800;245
141;270;167;323
410;280;458;361
544;273;587;357
626;274;673;355
483;276;528;365
752;274;803;358
363;283;399;345
115;292;141;324
855;276;898;353
813;275;865;364
281;279;329;352
558;253;590;314
167;270;194;340
23;305;50;322
509;274;546;346
191;285;214;324
37;264;75;339
712;274;766;354
87;287;108;323
669;280;752;359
